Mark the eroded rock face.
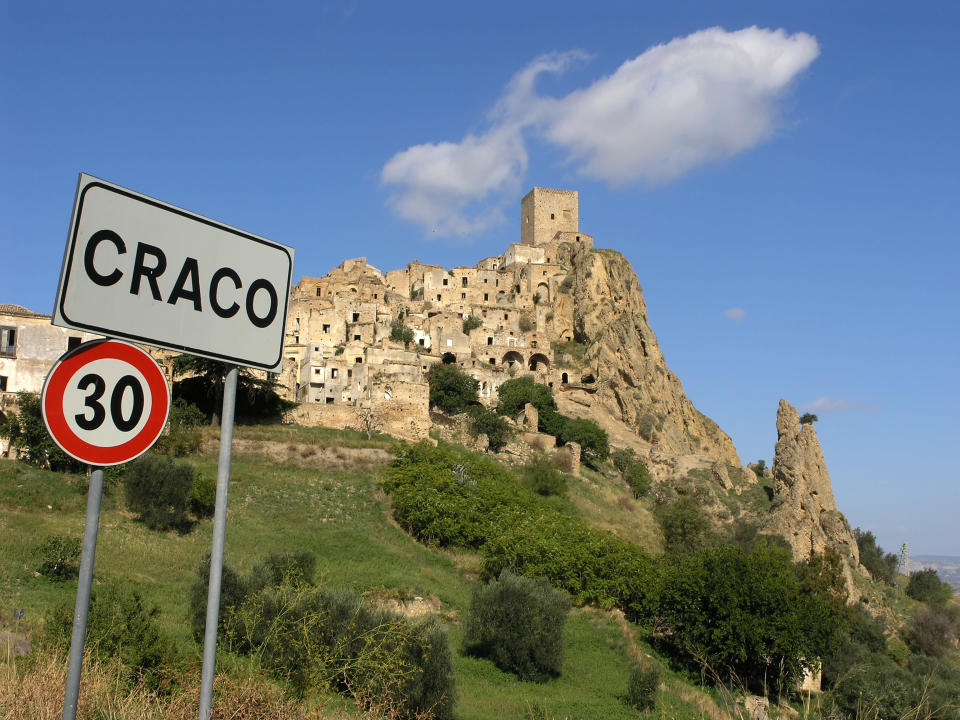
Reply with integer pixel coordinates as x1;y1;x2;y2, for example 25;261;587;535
764;399;860;597
568;245;740;466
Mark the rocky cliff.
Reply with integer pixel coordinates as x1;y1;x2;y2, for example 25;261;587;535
563;244;740;467
765;399;861;595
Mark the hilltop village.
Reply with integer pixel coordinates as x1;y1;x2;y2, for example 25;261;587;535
278;188;594;441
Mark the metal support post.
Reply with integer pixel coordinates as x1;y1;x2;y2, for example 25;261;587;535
198;365;238;720
62;467;105;720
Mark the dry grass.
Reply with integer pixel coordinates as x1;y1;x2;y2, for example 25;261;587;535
0;650;365;720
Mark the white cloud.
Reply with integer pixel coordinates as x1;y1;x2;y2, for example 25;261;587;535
800;397;881;415
543;27;820;184
382;26;819;235
724;307;747;322
381;127;527;236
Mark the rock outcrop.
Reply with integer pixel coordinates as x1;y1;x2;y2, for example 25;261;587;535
764;399;860;596
568;244;740;466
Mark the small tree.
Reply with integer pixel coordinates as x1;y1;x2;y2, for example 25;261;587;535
799;412;819;424
495;376;557;420
462;571;571;681
427;364;478;414
753;459;767;477
355;406;383;440
518;313;535;332
124;453;194;531
906;568;954;605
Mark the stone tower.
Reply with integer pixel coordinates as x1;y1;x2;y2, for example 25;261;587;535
521;188;578;246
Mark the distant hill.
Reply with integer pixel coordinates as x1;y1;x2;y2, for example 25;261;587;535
913;555;960;593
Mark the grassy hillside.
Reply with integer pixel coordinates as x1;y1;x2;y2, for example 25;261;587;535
0;425;730;720
2;423;957;719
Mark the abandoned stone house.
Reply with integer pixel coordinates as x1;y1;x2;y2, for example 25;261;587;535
2;187;595;446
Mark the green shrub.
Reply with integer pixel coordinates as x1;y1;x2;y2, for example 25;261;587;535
656;542;848;699
204;551;455;719
906;568;953;605
462;571;571;681
906;605;959;657
248;550;317;592
799;412;818;424
495;376;557;418
518;313;534;332
521;455;567;497
624;461;651;498
46;580;169;686
390;318;415;348
188;552;248;642
752;459;766;477
625;663;660;711
854;528;898;585
124;453;194;530
611;448;635;475
466;405;512;452
153;398;205;456
559;276;574;293
189;473;217;518
0;392;85;472
462;315;482;334
35;535;82;580
559;417;609;465
427;364;478;414
656;496;714;555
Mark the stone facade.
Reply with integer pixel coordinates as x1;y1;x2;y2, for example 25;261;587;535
279;188;595;440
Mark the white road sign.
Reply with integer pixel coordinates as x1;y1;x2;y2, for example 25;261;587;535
53;174;294;371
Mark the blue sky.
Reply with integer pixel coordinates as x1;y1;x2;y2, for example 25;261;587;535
2;1;958;555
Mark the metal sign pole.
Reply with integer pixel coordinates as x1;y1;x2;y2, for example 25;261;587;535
62;466;105;720
198;365;238;720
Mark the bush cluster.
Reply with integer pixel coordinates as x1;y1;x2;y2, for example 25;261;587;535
906;568;954;605
382;442;854;699
853;527;898;585
34;535;82;580
427;364;478;415
124;453;215;530
611;448;651;498
625;663;660;711
153;398;205;457
822;606;960;719
462;571;571;681
46;580;170;688
494;377;609;465
466;405;511;452
124;454;195;530
188;551;454;719
521;455;568;497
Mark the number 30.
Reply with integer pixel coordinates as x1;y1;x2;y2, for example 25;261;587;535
75;373;145;432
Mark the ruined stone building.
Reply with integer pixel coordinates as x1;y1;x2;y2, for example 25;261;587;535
278;188;594;440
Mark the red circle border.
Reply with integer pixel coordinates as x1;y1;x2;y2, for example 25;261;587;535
42;340;170;466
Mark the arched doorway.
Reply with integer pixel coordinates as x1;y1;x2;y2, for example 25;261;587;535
528;353;550;371
502;351;523;369
561;372;569;384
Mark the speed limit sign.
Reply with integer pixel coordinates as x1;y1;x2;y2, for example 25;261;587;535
42;340;170;466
